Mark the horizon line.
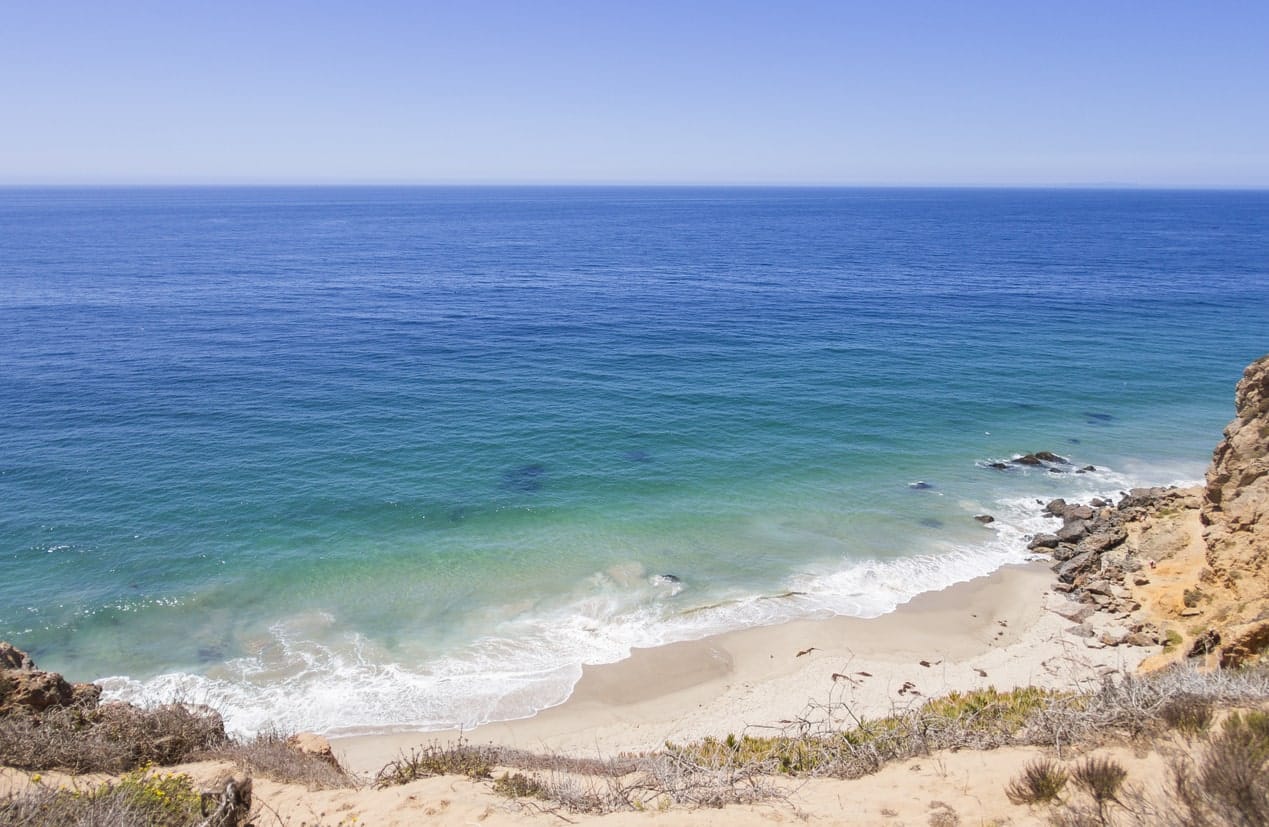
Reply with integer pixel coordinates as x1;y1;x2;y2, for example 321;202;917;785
2;181;1268;192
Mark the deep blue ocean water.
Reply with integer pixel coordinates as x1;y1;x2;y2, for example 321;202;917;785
1;187;1266;733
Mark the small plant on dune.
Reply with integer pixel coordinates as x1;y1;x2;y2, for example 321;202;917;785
104;765;203;825
921;686;1069;733
673;731;825;774
1005;757;1068;805
1170;710;1269;826
373;738;497;788
1071;756;1127;825
1158;693;1214;735
492;771;547;799
205;727;354;789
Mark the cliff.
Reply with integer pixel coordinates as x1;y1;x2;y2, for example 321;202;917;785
1197;353;1269;664
1029;354;1269;669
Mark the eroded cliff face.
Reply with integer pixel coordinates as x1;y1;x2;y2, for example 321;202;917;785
1203;355;1269;582
1196;354;1269;663
1027;354;1269;670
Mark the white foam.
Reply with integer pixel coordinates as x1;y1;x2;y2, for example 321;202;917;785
99;460;1205;736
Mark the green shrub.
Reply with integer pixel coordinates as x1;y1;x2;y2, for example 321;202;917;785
0;766;202;827
1072;755;1126;803
1005;758;1068;805
1159;694;1214;734
492;771;547;799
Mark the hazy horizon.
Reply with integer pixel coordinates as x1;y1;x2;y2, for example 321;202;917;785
5;2;1267;188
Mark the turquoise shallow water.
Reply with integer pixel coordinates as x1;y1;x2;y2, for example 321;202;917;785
1;187;1266;733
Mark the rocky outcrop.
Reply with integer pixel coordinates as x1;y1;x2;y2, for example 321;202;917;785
1202;354;1269;586
1199;354;1269;664
1033;486;1200;650
1028;354;1269;668
0;642;101;716
286;731;342;769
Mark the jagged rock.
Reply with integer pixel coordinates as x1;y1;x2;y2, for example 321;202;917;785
1035;451;1069;463
1032;413;1263;664
1079;525;1128;554
287;732;342;769
1056;521;1090;543
1187;629;1222;658
1115;551;1143;572
1084;580;1114;597
1053;602;1095;623
1028;533;1059;550
1099;628;1129;646
1203;354;1269;595
0;643;34;671
1063;505;1096;522
1118;487;1171;509
1220;620;1269;668
1014;454;1044;466
1051;543;1080;561
0;642;101;716
1055;551;1095;583
1124;632;1158;647
974;514;995;524
988;462;1009;470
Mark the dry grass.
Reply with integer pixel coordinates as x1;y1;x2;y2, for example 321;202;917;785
1159;693;1215;735
204;727;355;790
0;702;227;773
1165;710;1269;827
1005;757;1068;805
3;663;1268;822
372;738;498;788
666;685;1070;782
353;665;1269;817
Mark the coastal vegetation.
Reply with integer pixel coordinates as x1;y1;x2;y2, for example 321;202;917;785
8;664;1266;824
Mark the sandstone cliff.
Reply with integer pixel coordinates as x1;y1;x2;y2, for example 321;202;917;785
0;642;101;716
1196;353;1269;664
1030;353;1269;669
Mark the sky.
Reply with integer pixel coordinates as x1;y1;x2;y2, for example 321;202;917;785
3;1;1267;186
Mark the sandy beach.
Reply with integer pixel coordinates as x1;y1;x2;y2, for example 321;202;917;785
336;561;1148;776
2;560;1161;826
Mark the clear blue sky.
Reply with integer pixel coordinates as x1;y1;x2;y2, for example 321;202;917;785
4;1;1267;186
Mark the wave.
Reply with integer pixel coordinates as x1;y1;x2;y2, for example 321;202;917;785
98;461;1203;736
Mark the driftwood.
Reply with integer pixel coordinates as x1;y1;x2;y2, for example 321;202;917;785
199;772;252;827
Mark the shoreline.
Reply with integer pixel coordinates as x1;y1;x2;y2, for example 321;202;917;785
335;560;1150;776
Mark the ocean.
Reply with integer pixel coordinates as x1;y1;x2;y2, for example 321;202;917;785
1;186;1265;735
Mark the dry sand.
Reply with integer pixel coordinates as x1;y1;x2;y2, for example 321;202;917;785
3;562;1161;825
337;561;1148;776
